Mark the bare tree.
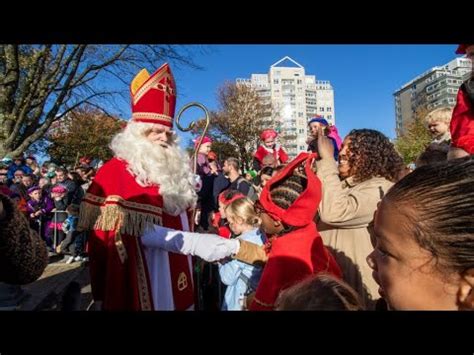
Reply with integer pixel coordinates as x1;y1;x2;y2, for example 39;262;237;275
47;106;124;166
189;81;270;170
0;44;206;158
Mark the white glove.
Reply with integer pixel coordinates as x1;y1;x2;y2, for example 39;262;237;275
141;225;240;262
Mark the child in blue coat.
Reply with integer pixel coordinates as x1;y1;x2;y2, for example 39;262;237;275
218;197;265;310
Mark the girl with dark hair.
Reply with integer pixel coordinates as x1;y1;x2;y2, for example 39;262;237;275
367;156;474;310
276;273;364;311
316;128;404;309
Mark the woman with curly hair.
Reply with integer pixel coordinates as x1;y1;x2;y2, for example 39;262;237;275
315;128;404;309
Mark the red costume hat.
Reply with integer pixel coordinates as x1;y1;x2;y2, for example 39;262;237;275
450;44;474;154
260;129;278;141
450;87;474;154
208;151;217;161
259;152;320;227
51;185;68;194
130;63;176;128
456;44;472;55
194;136;212;148
218;191;246;205
79;157;91;165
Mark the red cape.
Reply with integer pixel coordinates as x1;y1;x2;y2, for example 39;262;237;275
249;222;341;310
78;157;194;310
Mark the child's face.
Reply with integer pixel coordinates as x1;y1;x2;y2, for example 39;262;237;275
263;137;275;149
428;120;449;137
226;212;245;235
218;201;227;219
254;201;283;236
260;174;272;187
199;142;212;155
309;122;325;137
367;200;459;310
39;178;48;188
52;192;66;199
29;190;41;201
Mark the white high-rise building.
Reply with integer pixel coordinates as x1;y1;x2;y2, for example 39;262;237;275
237;56;336;158
394;57;472;137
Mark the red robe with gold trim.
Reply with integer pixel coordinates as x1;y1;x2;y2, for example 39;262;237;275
249;222;341;310
78;157;194;310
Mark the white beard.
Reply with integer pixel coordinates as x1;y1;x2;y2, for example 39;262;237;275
110;123;197;216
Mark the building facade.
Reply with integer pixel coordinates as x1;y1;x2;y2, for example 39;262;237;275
394;57;472;137
237;56;335;158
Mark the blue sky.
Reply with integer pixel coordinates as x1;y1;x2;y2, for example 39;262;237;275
142;44;460;147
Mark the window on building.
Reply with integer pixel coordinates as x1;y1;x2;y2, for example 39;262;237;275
298;112;303;117
327;107;332;112
297;79;302;84
320;107;325;112
327;115;332;119
299;129;305;134
299;146;305;150
274;79;279;84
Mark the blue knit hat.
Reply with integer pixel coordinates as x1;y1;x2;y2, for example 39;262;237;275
27;185;41;195
308;116;329;126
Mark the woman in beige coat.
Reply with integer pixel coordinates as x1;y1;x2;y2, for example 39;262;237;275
315;128;404;309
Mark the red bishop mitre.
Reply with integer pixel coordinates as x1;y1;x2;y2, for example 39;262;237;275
130;63;177;128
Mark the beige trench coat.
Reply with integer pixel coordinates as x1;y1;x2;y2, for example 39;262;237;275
316;159;394;309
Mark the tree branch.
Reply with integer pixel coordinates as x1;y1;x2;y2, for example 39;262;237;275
10;91;108;156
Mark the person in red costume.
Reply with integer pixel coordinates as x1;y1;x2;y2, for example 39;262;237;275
248;152;342;310
78;64;240;311
448;44;474;159
253;129;289;171
142;152;342;311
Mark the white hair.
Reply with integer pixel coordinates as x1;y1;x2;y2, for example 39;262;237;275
110;121;197;216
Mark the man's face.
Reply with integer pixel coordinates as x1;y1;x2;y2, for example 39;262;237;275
145;124;173;148
39;178;48;189
222;160;231;175
56;170;66;182
14;159;22;166
26;158;34;165
14;171;24;183
21;176;33;188
428;121;449;137
0;169;8;184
